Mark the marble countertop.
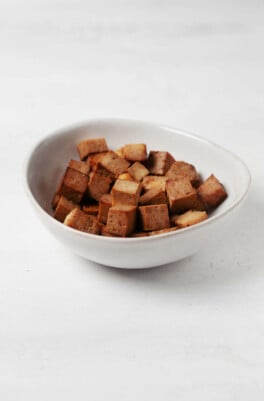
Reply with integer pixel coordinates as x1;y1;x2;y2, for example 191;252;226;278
1;0;263;399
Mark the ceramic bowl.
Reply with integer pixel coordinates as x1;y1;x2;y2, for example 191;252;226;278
24;118;250;268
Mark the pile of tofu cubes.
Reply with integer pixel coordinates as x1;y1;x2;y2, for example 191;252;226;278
52;137;227;237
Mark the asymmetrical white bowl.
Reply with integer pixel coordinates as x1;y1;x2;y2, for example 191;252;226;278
24;118;250;268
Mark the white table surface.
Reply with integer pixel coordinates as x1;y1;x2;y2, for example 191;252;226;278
1;0;264;399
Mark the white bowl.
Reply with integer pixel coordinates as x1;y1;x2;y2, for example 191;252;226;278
24;118;250;269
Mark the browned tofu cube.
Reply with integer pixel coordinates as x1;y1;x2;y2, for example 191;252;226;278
123;144;147;162
166;161;201;187
54;196;80;222
192;197;206;211
138;204;170;231
58;167;89;203
172;210;208;228
64;208;101;234
86;151;109;171
130;227;179;237
197;174;227;209
139;188;167;205
98;194;112;224
106;205;137;237
100;225;119;237
97;151;130;178
128;162;149;181
142;175;168;192
82;204;99;215
118;172;135;181
166;178;197;213
111;179;142;206
147;151;175;175
114;147;124;158
52;193;60;209
148;226;179;236
88;171;112;201
68;160;90;175
77;137;108;160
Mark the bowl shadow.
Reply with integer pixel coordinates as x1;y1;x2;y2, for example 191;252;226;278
75;186;262;296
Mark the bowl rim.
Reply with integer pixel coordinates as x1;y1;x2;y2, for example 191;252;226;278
23;117;251;242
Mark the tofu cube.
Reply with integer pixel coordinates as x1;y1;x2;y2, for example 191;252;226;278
97;151;130;178
98;194;112;224
58;167;88;203
142;175;168;192
68;159;90;175
118;172;135;181
166;161;201;187
114;147;124;158
106;205;137;237
111;179;142;206
197;174;227;209
100;225;119;237
86;151;109;171
148;226;179;236
82;204;99;215
147;151;175;175
172;210;208;228
128;162;149;181
138;204;170;231
166;178;197;213
123;144;147;162
139;189;167;205
193;197;206;211
64;208;101;234
52;192;60;209
88;171;112;201
77;137;108;160
54;196;80;222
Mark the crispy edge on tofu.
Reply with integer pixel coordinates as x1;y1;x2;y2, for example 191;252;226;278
197;174;227;209
147;151;175;175
111;179;142;206
52;192;61;209
148;226;179;236
114;147;125;158
138;204;170;232
106;204;137;237
77;137;108;160
54;196;80;222
130;226;179;237
142;175;168;192
123;144;147;162
118;172;135;181
98;193;112;224
57;167;89;203
97;151;130;178
172;210;208;228
88;171;112;202
166;161;201;187
64;208;101;234
68;160;90;175
127;162;149;181
86;151;109;171
82;204;99;215
100;225;119;237
139;188;167;205
166;178;197;213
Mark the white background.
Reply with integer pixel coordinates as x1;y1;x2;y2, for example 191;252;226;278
1;0;264;400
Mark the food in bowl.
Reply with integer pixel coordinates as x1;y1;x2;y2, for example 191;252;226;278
51;137;227;237
24;118;250;268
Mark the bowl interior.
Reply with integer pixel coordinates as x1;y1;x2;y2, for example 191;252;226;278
26;119;250;220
